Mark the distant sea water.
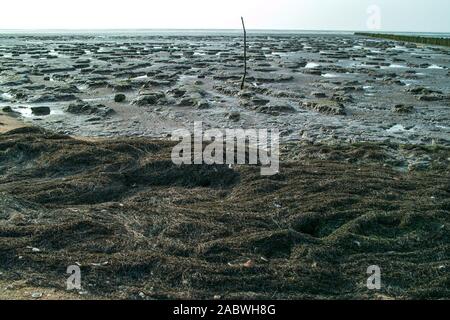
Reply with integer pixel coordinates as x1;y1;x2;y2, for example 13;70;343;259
0;29;449;38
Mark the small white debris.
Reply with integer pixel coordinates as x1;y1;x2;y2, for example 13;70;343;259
31;292;43;299
90;261;109;267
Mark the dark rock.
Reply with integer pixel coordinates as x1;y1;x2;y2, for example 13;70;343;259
197;100;210;109
228;112;241;122
311;92;327;98
114;94;126;103
31;106;51;116
167;88;187;98
393;104;414;114
2;106;14;113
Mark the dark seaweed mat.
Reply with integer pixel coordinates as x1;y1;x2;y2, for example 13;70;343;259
0;127;449;299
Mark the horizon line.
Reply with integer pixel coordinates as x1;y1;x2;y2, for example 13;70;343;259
0;28;450;34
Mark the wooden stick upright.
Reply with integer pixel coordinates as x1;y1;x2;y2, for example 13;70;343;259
241;17;247;90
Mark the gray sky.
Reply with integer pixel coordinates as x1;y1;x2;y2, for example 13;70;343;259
1;0;449;32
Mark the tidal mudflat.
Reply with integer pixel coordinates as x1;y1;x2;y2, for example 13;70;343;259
1;32;449;144
0;32;449;299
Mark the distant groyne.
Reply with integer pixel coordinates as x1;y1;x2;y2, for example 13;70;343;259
355;32;450;47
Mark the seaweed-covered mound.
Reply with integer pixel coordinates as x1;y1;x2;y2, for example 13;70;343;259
0;128;449;299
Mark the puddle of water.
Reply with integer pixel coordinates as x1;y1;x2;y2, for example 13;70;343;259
322;73;339;78
271;52;289;57
305;62;320;69
428;64;444;69
133;75;148;80
1;92;13;100
381;64;407;69
11;105;64;118
82;97;107;103
387;124;415;134
402;79;419;86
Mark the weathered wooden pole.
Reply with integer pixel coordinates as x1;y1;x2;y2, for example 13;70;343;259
240;17;247;90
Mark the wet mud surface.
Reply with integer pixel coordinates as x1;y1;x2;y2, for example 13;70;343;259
0;33;449;144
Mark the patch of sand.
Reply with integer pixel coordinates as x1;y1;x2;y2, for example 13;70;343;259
0;279;91;300
0;113;28;133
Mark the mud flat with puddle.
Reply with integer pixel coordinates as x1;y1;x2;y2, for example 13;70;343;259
1;32;449;144
0;32;449;299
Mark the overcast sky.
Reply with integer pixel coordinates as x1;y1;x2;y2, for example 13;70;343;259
1;0;449;32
